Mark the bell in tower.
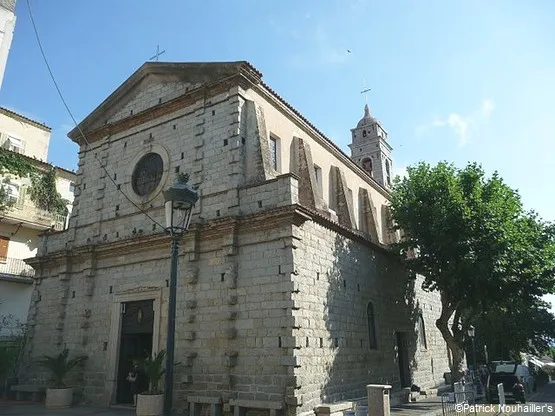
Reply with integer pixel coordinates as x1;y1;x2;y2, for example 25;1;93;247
348;103;393;188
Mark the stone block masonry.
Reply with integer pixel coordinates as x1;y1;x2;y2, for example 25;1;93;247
290;220;450;415
24;62;452;416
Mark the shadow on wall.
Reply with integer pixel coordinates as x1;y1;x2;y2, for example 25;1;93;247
320;234;421;404
26;237;40;252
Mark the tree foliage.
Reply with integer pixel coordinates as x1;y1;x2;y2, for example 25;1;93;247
27;167;69;217
0;148;36;177
0;148;68;217
0;148;37;212
468;296;555;362
389;161;555;380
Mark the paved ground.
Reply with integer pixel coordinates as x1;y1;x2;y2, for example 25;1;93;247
6;385;551;416
2;397;447;416
390;395;444;416
0;401;135;416
0;397;447;416
507;380;555;416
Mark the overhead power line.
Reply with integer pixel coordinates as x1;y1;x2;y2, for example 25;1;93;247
25;0;165;230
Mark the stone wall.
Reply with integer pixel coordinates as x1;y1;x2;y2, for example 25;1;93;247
290;220;450;414
23;174;305;410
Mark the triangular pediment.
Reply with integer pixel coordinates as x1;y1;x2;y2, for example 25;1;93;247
68;61;262;141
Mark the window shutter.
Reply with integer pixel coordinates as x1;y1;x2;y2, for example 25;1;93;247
0;236;9;262
17;185;26;208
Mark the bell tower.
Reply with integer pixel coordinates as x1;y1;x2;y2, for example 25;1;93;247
349;103;393;188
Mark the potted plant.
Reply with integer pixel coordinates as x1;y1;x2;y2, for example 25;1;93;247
35;349;87;408
136;350;166;416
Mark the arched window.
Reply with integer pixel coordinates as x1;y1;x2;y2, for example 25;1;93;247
385;160;391;186
362;158;373;176
418;314;427;349
362;129;367;137
367;302;378;349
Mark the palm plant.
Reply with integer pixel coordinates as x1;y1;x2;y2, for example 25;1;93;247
35;349;87;388
141;350;166;394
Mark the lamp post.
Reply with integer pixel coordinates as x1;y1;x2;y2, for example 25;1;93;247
163;178;199;415
467;325;477;380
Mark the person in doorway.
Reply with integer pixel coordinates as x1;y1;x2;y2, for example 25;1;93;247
126;362;140;407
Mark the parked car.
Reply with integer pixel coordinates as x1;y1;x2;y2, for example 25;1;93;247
487;372;526;404
486;363;535;403
495;363;536;394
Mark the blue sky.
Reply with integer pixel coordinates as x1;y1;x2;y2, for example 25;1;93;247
2;1;555;306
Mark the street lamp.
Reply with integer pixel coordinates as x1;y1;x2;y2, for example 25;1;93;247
163;178;199;415
467;325;477;380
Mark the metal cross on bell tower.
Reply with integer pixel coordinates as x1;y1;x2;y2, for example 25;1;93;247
360;87;371;105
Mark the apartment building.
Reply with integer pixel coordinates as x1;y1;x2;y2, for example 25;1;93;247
0;0;16;92
0;106;75;338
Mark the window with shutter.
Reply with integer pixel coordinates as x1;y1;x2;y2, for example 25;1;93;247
16;185;26;208
0;236;9;263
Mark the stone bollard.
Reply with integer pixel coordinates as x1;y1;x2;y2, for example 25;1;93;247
453;382;464;404
497;383;505;406
366;384;392;416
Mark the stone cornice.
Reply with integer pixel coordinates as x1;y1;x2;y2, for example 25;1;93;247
293;204;394;257
28;202;398;273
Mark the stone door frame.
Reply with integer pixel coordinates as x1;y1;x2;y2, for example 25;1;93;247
103;287;163;406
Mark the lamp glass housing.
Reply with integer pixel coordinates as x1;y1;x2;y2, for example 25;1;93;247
163;181;199;235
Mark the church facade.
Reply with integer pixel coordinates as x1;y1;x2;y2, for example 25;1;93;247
23;62;451;415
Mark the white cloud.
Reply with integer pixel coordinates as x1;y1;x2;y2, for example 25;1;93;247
481;99;495;118
416;99;495;147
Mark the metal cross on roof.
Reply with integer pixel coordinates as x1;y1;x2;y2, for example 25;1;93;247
149;45;166;62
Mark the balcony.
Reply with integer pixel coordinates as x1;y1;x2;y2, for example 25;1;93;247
4;199;67;231
0;256;35;279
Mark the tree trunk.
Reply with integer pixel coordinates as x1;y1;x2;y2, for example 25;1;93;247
436;294;466;384
449;342;466;383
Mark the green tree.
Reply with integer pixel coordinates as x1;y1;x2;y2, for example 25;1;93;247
469;296;555;362
389;161;555;381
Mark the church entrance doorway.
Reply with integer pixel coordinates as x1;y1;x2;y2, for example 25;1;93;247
116;299;154;404
396;331;411;388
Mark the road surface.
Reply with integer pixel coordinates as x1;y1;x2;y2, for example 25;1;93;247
508;380;555;415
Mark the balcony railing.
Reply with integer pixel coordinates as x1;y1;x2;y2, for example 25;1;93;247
0;256;35;278
5;199;67;230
